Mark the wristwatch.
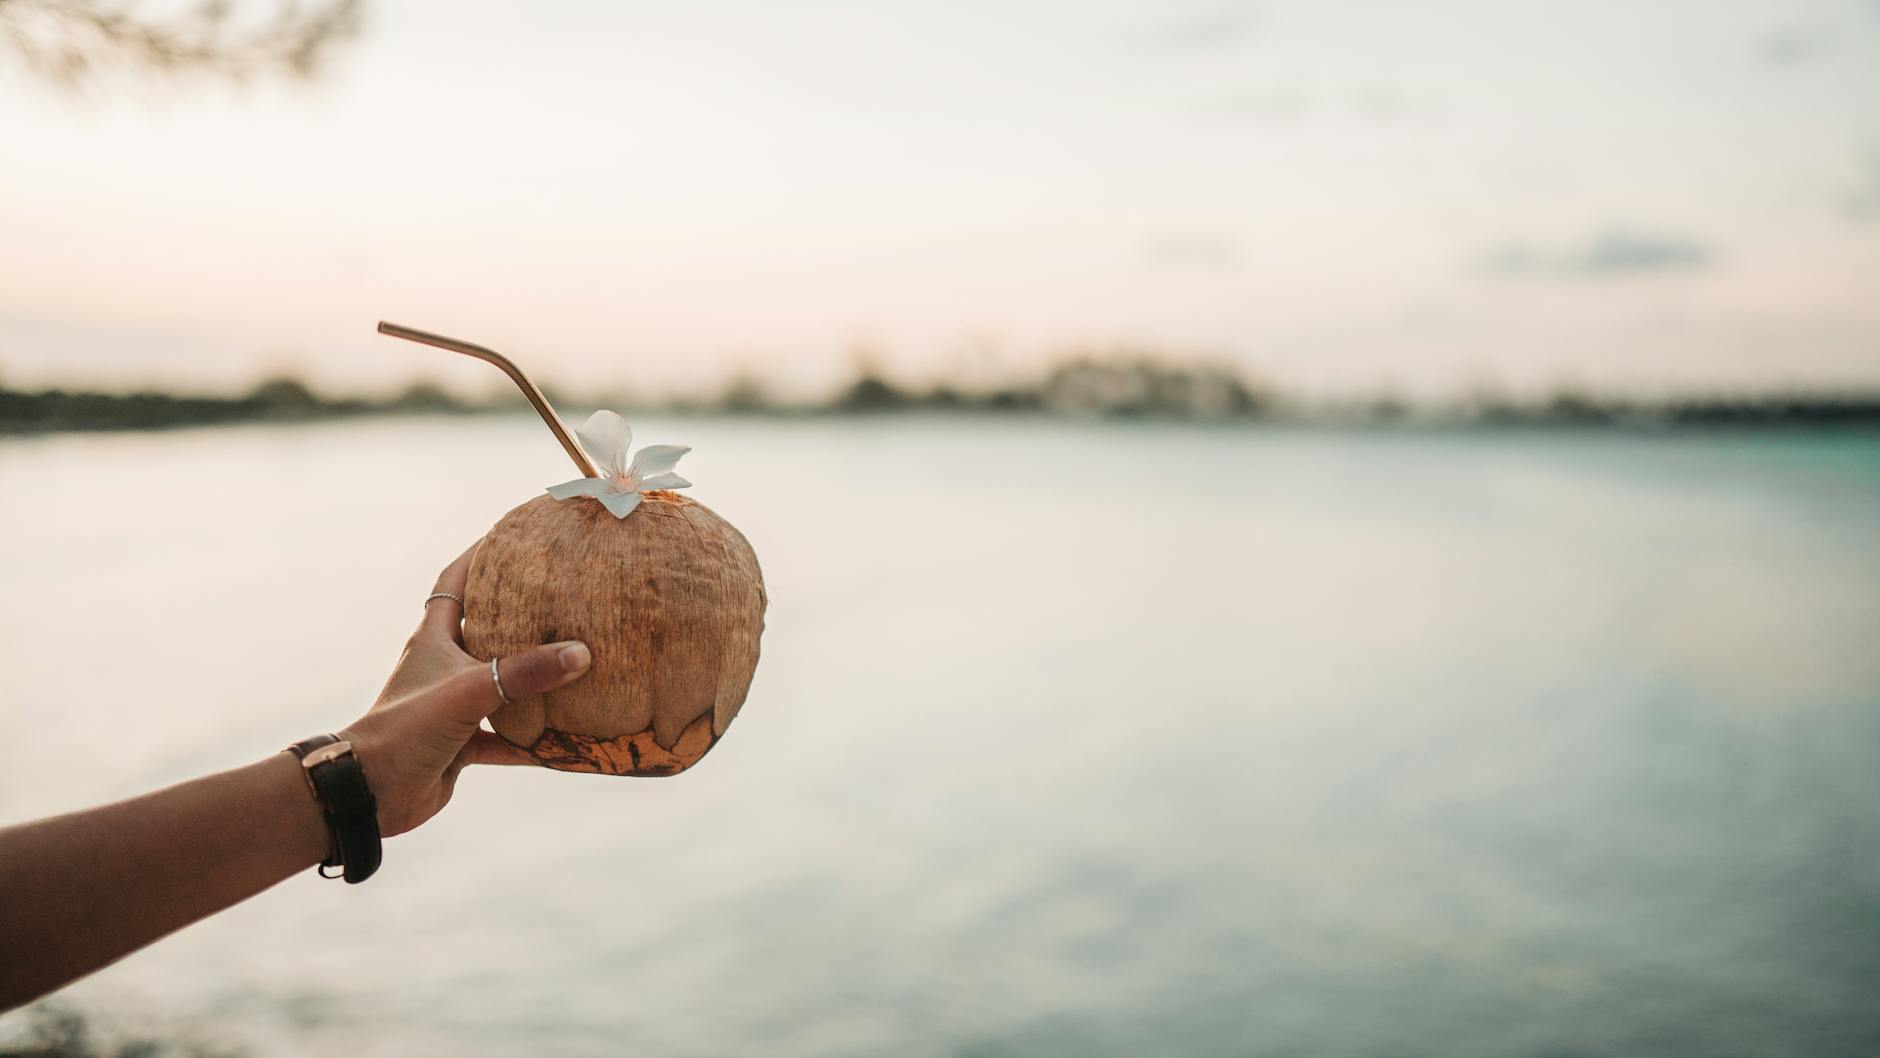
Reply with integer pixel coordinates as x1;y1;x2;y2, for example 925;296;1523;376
286;734;383;884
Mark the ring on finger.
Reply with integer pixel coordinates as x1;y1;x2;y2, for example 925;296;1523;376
426;591;465;608
490;656;513;706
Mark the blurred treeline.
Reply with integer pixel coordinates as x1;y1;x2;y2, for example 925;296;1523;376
0;1003;241;1058
3;355;1878;434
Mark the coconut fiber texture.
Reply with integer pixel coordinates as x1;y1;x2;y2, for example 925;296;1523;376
463;491;766;776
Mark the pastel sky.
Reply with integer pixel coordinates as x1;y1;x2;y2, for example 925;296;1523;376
2;0;1877;400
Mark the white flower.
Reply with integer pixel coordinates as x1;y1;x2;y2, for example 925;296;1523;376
545;410;691;519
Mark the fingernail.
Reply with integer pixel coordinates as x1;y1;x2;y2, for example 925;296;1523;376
555;641;592;672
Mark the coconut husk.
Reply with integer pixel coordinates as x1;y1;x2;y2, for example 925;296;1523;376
463;491;766;776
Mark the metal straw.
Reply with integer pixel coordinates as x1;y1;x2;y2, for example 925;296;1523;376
377;321;598;478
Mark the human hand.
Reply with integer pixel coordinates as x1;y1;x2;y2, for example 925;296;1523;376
338;541;591;837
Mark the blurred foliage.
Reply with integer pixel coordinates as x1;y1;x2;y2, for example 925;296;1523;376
1038;355;1264;419
0;373;377;431
717;371;775;415
3;355;1879;434
0;1004;244;1058
0;0;360;87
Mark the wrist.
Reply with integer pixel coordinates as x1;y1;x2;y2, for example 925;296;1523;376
334;724;394;830
286;734;385;883
268;751;337;867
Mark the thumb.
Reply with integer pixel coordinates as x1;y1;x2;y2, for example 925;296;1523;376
448;640;592;724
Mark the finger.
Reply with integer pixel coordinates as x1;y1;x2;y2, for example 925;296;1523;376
444;640;593;725
458;730;538;767
419;539;482;644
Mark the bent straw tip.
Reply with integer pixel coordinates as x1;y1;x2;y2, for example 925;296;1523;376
370;319;599;479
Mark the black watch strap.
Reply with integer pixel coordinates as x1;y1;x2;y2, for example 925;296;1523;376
287;734;382;884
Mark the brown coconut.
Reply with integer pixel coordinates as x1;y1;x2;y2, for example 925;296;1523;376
462;490;765;776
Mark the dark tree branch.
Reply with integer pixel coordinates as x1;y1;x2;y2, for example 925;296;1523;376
0;0;361;87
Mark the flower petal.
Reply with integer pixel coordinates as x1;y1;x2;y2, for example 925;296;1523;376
546;477;612;500
575;410;632;477
627;444;690;480
598;490;643;519
638;472;691;491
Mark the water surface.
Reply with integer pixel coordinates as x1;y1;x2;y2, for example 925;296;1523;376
2;417;1877;1057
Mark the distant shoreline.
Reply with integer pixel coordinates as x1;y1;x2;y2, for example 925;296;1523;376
5;361;1880;435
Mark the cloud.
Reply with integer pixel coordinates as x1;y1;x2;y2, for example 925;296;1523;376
1191;83;1423;127
1349;84;1418;122
1193;87;1311;125
1140;7;1260;55
1844;148;1880;221
1479;230;1715;278
1757;25;1832;65
1141;231;1240;271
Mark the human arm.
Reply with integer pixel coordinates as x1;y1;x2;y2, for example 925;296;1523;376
0;541;585;1010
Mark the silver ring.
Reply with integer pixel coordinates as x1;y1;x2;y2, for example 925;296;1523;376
426;591;465;607
490;656;512;706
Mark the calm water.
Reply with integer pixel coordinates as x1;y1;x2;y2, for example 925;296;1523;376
2;416;1878;1057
